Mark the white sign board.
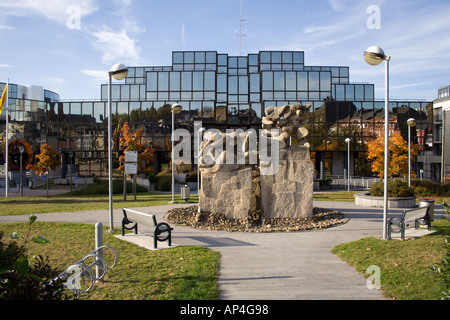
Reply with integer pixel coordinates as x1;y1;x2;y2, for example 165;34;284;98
125;162;138;175
125;151;138;163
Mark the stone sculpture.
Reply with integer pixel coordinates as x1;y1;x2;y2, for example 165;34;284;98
198;104;314;221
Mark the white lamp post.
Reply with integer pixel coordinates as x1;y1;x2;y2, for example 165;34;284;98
197;127;206;193
345;138;351;192
108;63;128;232
170;103;182;203
364;46;391;240
407;118;416;187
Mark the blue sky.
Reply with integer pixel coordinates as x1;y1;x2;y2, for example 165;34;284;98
0;0;449;101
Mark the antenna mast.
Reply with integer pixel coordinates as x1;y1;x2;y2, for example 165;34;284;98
236;0;247;55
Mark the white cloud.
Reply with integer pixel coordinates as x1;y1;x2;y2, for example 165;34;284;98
82;69;108;81
91;28;142;65
328;0;346;12
0;0;98;25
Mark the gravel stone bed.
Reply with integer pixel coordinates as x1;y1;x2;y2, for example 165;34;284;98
165;205;347;232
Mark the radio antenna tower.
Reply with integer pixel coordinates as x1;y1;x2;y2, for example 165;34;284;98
236;0;247;55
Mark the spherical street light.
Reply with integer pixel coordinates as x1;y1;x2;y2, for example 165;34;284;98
364;46;390;240
107;63;128;232
110;63;129;80
364;46;388;66
171;103;182;114
407;118;416;127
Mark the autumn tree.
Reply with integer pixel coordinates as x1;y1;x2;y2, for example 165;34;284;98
367;130;418;178
26;144;61;198
118;122;155;175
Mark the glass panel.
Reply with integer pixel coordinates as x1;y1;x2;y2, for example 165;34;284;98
158;72;169;91
206;52;216;64
355;84;364;101
135;68;144;77
248;54;258;66
228;76;238;94
320;72;331;91
272;52;281;63
239;76;248;94
238;57;247;68
274;72;285;91
282;52;292;63
94;102;104;123
147;72;157;91
130;85;140;100
309;72;319;91
216;104;227;123
251;103;262;124
204;72;215;91
297;72;308;91
293;52;304;64
239;104;249;124
193;72;203;91
365;84;374;101
195;52;205;63
250;73;260;93
121;85;130;101
262;72;273;91
184;52;194;63
217;54;227;66
229;57;238;68
173;52;183;63
286;72;296;91
345;85;354;100
112;85;120;100
170;72;180;91
260;52;270;63
217;74;227;92
181;72;192;91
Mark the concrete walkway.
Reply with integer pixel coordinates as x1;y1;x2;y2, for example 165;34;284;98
0;199;443;300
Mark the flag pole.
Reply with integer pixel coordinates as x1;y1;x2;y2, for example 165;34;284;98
5;79;8;197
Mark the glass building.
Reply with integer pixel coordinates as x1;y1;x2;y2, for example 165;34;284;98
1;51;435;180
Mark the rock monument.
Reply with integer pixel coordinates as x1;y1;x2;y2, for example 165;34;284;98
198;104;314;221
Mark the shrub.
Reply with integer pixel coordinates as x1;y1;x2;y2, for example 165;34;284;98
155;172;172;191
369;179;414;198
0;216;69;300
411;180;450;197
185;171;198;182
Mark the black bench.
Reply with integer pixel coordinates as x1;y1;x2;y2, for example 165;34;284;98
387;206;431;240
121;208;173;249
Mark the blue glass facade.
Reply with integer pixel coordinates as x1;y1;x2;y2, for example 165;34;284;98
1;51;434;178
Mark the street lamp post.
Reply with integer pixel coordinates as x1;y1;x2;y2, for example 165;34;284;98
170;103;183;204
108;63;128;232
197;127;206;194
407;118;416;187
364;46;391;240
345;138;351;192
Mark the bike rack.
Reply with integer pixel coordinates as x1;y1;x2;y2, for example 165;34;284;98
57;245;118;296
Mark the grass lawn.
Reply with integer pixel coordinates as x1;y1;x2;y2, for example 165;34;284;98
0;192;199;216
0;222;220;300
331;218;450;300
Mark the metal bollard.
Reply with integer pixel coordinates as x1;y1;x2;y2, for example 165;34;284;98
95;222;103;282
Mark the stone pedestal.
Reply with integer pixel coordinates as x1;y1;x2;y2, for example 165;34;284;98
260;145;313;219
199;167;253;220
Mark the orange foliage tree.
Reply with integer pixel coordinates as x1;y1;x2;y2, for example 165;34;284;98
367;130;418;178
118;122;155;175
26;144;61;175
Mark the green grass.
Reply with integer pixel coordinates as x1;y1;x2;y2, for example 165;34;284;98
0;222;220;300
331;219;450;300
313;191;357;202
0;192;199;216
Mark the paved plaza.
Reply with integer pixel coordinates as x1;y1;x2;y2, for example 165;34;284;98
1;189;443;300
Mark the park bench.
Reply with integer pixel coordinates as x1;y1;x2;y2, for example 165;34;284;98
121;208;173;249
387;206;431;240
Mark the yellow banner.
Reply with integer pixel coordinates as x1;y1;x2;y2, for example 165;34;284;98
0;84;7;114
